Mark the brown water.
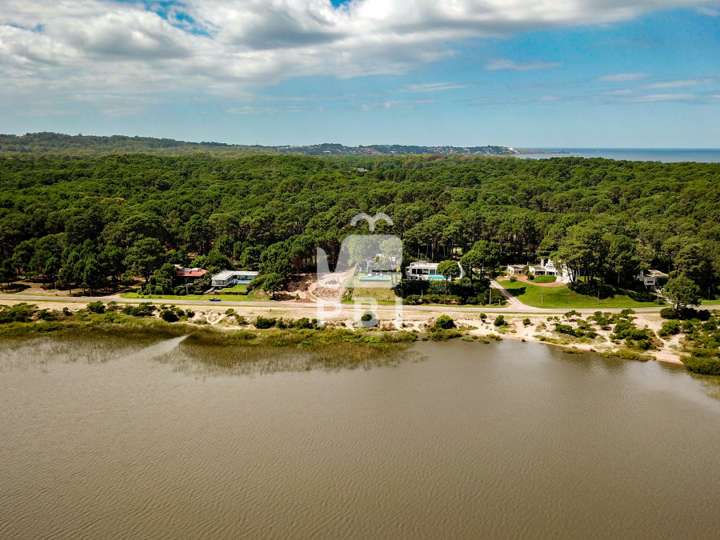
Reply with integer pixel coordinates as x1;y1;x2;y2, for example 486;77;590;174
1;337;720;539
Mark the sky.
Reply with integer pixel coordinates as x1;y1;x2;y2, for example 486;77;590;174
1;0;719;148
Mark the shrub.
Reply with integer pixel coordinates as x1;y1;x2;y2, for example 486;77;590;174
37;309;60;321
494;315;507;327
254;316;277;329
683;356;720;376
523;318;532;327
612;319;658;350
554;323;597;339
479;313;487;322
660;307;680;320
659;320;682;337
434;315;456;330
0;303;38;324
161;309;179;323
122;304;156;317
291;317;318;329
87;301;106;314
361;312;374;322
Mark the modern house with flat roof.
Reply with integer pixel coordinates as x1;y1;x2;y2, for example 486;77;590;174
405;261;446;282
211;270;259;288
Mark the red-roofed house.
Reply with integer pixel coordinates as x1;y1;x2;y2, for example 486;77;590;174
175;266;208;279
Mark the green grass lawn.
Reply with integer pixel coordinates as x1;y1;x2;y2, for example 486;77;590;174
345;287;401;305
498;280;664;309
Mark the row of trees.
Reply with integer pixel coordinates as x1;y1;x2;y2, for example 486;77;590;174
1;154;719;298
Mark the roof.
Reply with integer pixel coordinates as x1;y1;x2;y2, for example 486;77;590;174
212;270;259;280
176;267;207;278
647;269;669;278
408;261;439;268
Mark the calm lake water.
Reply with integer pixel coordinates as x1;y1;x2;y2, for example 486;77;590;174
518;148;720;163
2;337;720;539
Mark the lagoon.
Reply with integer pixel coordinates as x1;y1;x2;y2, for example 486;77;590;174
1;338;720;539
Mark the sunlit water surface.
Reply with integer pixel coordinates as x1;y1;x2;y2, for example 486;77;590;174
1;337;720;539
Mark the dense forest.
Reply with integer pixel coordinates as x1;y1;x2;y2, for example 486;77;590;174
0;152;719;300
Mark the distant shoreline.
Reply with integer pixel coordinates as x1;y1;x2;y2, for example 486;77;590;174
516;148;720;163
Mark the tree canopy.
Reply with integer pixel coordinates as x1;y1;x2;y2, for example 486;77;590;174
1;153;719;297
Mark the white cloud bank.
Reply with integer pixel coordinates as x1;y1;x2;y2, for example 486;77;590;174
0;0;713;111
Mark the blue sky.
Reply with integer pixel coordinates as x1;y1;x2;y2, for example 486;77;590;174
1;1;719;147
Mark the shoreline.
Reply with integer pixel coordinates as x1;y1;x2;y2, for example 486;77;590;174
0;298;688;368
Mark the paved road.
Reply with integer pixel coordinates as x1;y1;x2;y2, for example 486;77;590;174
0;292;692;317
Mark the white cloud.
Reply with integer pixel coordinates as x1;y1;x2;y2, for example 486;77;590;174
0;0;713;111
486;59;560;71
404;82;467;92
697;6;720;15
631;93;696;102
599;72;648;82
644;79;700;89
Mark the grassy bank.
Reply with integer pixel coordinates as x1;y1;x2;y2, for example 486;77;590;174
498;280;662;309
0;303;418;369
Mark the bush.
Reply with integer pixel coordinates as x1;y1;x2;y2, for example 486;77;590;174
434;315;456;330
494;315;507;327
554;323;597;339
161;309;179;322
612;319;658;350
479;313;487;322
254;316;277;329
523;318;532;327
361;312;374;322
0;303;38;324
660;307;711;321
683;356;720;376
87;301;106;314
659;320;682;337
122;304;156;317
291;318;318;329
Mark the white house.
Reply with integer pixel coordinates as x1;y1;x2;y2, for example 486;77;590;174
636;269;668;288
528;259;572;284
405;261;445;282
506;264;525;276
211;270;259;288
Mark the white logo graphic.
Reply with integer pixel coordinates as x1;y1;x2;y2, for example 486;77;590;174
316;213;403;327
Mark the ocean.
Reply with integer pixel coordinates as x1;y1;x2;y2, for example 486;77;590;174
517;148;720;163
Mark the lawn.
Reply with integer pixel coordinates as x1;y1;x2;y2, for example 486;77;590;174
345;287;401;305
498;280;664;309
